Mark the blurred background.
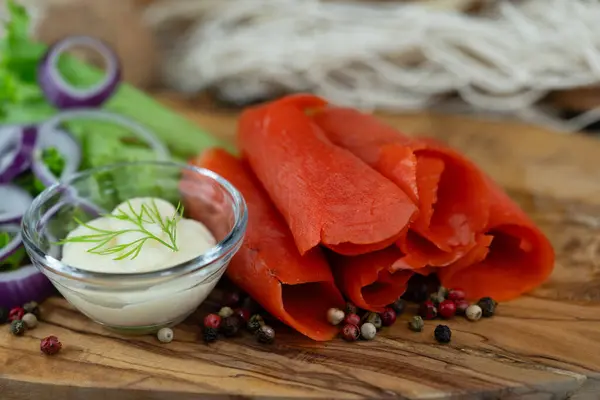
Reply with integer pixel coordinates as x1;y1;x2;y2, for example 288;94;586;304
5;0;600;134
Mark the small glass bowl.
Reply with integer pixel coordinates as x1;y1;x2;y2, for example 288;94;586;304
21;161;247;334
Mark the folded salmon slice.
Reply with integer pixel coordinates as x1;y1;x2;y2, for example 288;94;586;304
186;148;345;341
238;94;417;256
328;246;413;312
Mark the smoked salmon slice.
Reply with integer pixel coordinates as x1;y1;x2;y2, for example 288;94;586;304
328;246;413;312
237;94;418;256
187;148;345;341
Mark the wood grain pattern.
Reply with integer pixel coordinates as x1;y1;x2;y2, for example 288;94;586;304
2;93;600;399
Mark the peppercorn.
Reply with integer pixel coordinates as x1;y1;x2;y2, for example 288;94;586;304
241;296;261;315
10;320;26;336
389;298;406;315
8;307;24;322
326;308;345;326
408;316;424;332
454;299;470;315
223;291;241;308
429;292;445;306
465;304;482;321
22;313;38;329
477;297;496;317
437;286;449;299
418;300;437;320
362;312;382;330
438;300;457;319
344;313;361;326
23;301;40;318
448;289;466;302
234;308;250;323
40;336;62;355
157;327;174;343
247;314;265;332
218;306;234;318
203;313;222;329
203;327;219;343
434;325;451;343
344;302;358;315
340;324;360;342
379;307;397;327
221;316;241;337
360;322;377;340
256;325;275;344
0;307;8;324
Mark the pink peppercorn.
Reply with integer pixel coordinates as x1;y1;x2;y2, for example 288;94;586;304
203;313;222;329
438;300;457;319
379;307;397;327
8;307;24;322
40;336;62;355
341;324;360;342
448;289;466;302
454;299;470;315
234;308;250;323
344;313;360;326
418;300;438;320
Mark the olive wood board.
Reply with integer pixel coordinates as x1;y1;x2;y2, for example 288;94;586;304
2;93;600;400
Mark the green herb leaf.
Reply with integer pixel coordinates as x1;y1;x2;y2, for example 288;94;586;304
0;232;27;271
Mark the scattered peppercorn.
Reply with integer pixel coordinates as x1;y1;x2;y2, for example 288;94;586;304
438;300;457;319
40;336;62;355
157;327;174;343
22;313;38;329
429;292;445;306
344;313;361;326
434;324;451;343
326;308;345;326
221;316;241;337
247;314;265;332
465;304;483;321
0;307;8;324
234;308;250;323
448;289;466;302
10;320;26;336
360;322;377;340
389;298;406;315
23;301;40;318
8;307;24;322
363;312;382;330
344;302;358;316
256;325;275;344
418;300;437;320
379;307;397;327
408;316;424;332
203;327;219;343
203;313;222;329
437;286;449;299
223;291;241;308
218;306;234;318
340;324;360;342
477;297;496;317
454;299;470;315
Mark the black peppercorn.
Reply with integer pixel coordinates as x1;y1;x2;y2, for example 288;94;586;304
10;320;26;336
389;299;406;316
256;325;275;344
0;307;8;324
477;297;496;317
434;324;451;343
23;301;40;318
221;316;241;337
344;302;358;315
203;327;219;343
247;314;265;333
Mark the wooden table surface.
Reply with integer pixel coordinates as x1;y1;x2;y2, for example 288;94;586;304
2;94;600;399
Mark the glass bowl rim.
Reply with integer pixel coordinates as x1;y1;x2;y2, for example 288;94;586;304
21;160;248;284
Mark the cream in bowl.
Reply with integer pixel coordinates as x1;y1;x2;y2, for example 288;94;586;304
21;161;247;334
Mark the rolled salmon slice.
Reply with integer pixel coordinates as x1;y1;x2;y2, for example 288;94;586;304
186;148;345;341
237;94;418;256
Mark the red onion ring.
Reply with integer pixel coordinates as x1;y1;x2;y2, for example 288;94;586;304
38;36;121;109
0;264;56;309
0;125;38;183
0;185;34;224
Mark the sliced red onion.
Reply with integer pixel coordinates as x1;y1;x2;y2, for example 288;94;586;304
0;125;37;183
0;264;56;309
31;128;81;187
0;185;34;224
38;36;121;109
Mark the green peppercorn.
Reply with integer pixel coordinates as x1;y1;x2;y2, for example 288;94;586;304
247;314;265;333
22;313;37;329
10;320;26;336
221;316;241;337
218;306;234;318
389;299;406;316
203;327;219;343
23;301;40;318
477;297;497;317
437;286;449;299
256;325;275;344
408;316;424;332
429;292;445;306
362;312;382;330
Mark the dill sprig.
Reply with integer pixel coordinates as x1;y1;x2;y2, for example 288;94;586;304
59;199;184;261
